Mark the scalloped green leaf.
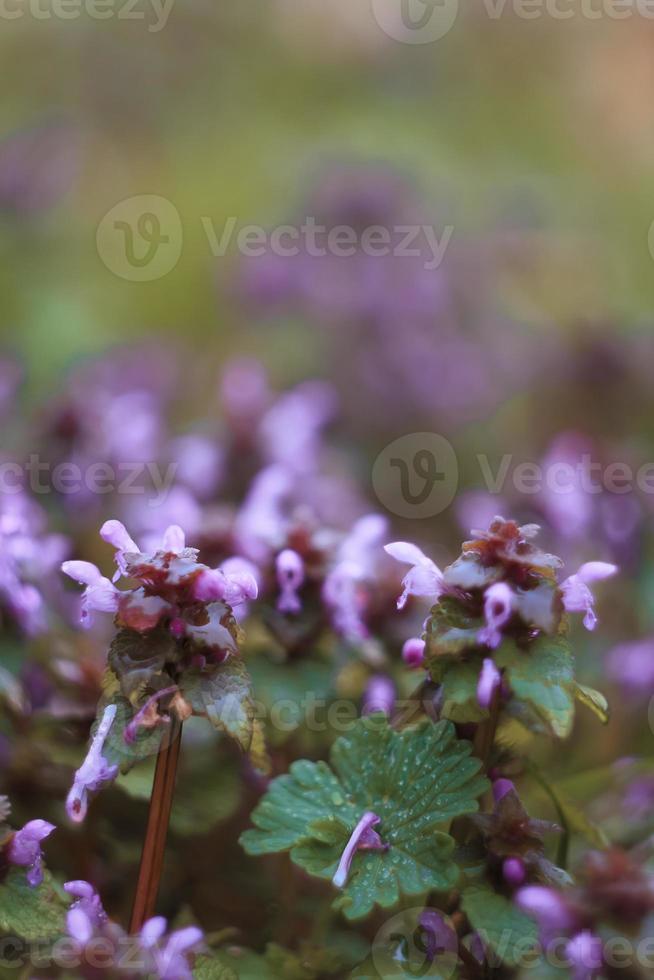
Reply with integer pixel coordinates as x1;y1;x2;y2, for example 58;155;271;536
461;884;539;967
496;637;575;738
180;658;255;752
0;868;67;942
241;718;488;920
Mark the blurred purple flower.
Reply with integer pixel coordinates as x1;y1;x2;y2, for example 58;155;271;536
477;658;501;709
275;549;304;614
606;637;654;697
402;637;425;668
561;561;617;630
362;675;395;716
565;930;603;980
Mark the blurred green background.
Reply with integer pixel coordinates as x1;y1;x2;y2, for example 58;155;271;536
2;2;654;391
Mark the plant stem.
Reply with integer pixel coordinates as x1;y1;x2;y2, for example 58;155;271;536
129;717;183;933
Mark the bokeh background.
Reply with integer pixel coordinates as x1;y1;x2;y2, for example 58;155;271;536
2;0;654;965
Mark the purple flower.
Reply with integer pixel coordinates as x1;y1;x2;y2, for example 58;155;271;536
503;856;527;887
168;434;223;500
7;819;56;887
60;560;119;626
418;909;458;961
477;658;501;709
64;881;203;979
561;561;617;630
478;582;514;649
275;549;304;614
362;676;395;716
124;687;177;744
565;930;603;980
606;637;654;696
402;637;426;668
492;778;515;803
66;704;119;823
64;880;108;942
193;564;258;606
515;885;576;934
323;515;388;644
140;917;204;980
384;541;444;610
332;811;389;889
258;380;337;474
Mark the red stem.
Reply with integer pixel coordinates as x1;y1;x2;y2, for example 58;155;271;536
129;717;183;933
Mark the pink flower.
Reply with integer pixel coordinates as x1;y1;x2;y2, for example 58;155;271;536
561;562;617;630
140;917;204;980
478;582;514;649
8;819;56;887
332;812;389;889
565;930;603;980
192;563;259;606
515;885;576;933
275;549;304;614
66;704;119;823
384;541;444;610
99;519;140;579
60;561;119;626
362;676;395;715
503;856;526;887
477;658;501;709
402;637;426;668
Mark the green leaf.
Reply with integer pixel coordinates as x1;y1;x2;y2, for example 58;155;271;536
92;693;163;774
0;667;26;714
108;627;180;700
0;869;66;942
426;597;483;661
241;718;488;920
461;885;539;967
573;684;610;725
439;663;487;723
180;658;256;752
496;637;575;738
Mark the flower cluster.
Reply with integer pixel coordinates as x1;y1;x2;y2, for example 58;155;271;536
65;880;204;980
62;520;257;656
386;516;617;715
518;849;654;979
